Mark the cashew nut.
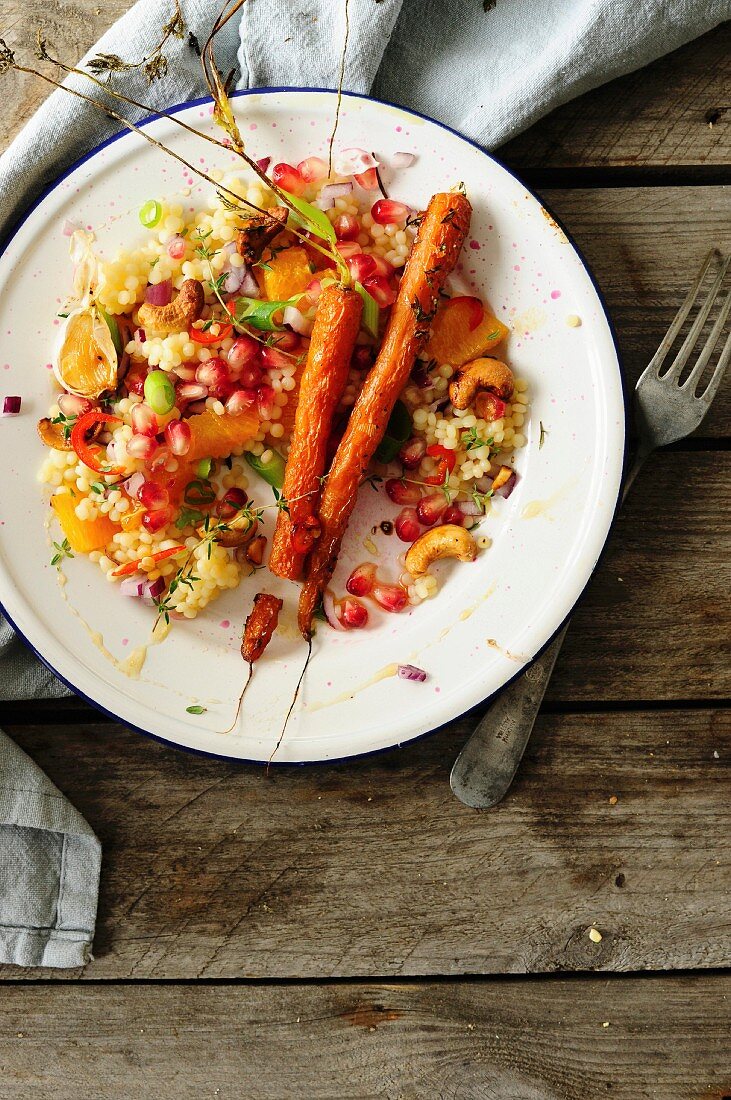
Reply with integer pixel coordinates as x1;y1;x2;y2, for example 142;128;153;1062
404;523;477;577
449;357;514;411
137;279;205;336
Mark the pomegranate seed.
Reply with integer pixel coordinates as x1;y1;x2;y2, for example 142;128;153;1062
138;480;169;511
371;199;410;225
346;561;377;597
476;392;507;421
126;434;158;461
227;334;260;369
142;506;173;533
335;240;363;260
395;507;421;543
130;403;158;437
347;253;377;283
256;385;276;420
372;583;408;613
261;346;292;371
215;487;248;519
57;393;92;417
271;162;306;195
341;598;368;629
164;419;191;457
302;278;323;306
354;167;379;191
296;156;328;182
125;368;147;397
370;253;394;278
352;345;374;371
363;274;397;309
167;235;186;260
385;478;421;506
195;357;233;400
237;362;264;388
442;504;464;525
173;362;197;382
271;329;300;352
226;388;257;416
417;492;448;526
177;382;208;403
333;213;360;241
399;437;426;469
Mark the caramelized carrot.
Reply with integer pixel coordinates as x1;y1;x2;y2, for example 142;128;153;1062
269;284;362;581
298;191;472;637
242;592;284;663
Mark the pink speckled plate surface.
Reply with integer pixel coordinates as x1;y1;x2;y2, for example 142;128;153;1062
0;90;624;762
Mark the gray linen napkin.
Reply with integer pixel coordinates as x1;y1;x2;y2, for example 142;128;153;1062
0;0;727;968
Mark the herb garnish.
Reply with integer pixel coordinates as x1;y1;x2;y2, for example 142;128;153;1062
186;704;207;715
539;420;548;448
50;538;74;567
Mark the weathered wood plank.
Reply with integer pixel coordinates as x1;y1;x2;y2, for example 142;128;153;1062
0;706;727;980
542;187;731;439
0;975;729;1099
551;451;731;701
502;24;731;171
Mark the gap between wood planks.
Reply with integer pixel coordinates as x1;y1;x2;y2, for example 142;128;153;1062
2;966;729;987
516;166;731;189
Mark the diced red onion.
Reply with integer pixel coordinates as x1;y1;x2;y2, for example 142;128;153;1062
333;148;378;176
144;279;172;306
141;576;165;599
392;151;416;168
283;305;311;335
315;182;354;211
222;268;244;294
2;396;21;416
460;500;484;516
239;268;260;298
223;240;238;255
134;328;146;344
123;472;145;498
255;156;271;173
62;219;81;237
494;472;517;499
323;590;346;632
398;664;427;682
120;577;145;596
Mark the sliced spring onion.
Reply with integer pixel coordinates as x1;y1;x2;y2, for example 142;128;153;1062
139;199;162;228
284;193;337;244
375;399;412;463
143;370;175;415
245;449;286;490
99;307;123;356
234;296;301;332
195;457;213;479
354;281;380;338
184;479;216;506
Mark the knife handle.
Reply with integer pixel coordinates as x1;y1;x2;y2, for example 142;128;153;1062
449;624;568;808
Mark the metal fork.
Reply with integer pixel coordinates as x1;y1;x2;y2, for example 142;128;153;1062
450;248;731;810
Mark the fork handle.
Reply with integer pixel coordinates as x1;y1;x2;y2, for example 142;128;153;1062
449;624;568;808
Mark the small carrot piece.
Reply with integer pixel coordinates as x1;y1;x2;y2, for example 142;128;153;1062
298;191;472;637
269;284;363;581
242;592;284;663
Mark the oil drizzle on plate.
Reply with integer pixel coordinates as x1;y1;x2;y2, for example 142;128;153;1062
307;663;399;712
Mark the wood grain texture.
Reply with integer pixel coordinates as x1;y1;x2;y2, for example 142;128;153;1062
0;706;727;980
0;975;729;1099
541;186;731;439
502;24;731;171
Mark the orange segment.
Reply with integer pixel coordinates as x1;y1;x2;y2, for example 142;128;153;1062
259;246;314;302
187;408;260;461
120;505;144;531
425;299;510;367
51;493;120;554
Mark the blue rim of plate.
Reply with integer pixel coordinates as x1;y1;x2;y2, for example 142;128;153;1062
0;86;628;767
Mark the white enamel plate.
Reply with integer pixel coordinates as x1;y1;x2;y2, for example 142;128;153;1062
0;90;624;762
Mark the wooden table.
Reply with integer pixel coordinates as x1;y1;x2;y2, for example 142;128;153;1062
1;10;729;1098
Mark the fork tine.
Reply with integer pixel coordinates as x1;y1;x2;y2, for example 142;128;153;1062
683;291;731;392
661;252;731;382
698;324;731;408
644;249;720;378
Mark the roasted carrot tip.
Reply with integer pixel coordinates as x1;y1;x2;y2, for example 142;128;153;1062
242;592;284;663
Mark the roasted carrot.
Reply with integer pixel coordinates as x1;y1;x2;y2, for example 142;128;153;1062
298;191;472;637
242;592;284;663
269;283;362;581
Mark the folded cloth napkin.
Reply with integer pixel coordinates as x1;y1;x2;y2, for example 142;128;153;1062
0;0;725;968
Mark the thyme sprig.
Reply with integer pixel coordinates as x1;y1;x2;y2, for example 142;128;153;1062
86;1;185;83
50;538;74;567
